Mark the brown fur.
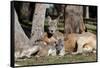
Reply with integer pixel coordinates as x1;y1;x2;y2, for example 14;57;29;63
64;33;77;53
36;41;57;57
36;44;49;57
41;32;57;45
76;33;96;54
83;43;93;52
64;32;96;54
42;32;64;45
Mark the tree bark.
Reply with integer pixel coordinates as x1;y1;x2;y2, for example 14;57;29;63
30;3;47;45
64;5;85;36
14;8;31;58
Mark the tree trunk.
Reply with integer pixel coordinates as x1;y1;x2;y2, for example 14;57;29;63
64;5;85;36
14;8;30;58
30;4;47;45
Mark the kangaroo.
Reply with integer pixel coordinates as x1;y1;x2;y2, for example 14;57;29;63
56;39;65;56
36;41;57;57
42;16;65;56
74;32;96;54
64;32;96;54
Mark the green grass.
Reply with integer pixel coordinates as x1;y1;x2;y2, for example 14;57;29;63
85;24;96;31
15;54;96;66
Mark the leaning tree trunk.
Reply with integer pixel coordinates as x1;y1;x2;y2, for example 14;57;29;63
64;5;85;36
30;3;47;45
14;9;30;58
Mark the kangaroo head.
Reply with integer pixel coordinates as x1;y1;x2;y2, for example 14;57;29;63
47;16;59;34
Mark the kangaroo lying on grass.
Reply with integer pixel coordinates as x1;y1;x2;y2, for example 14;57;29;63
64;32;96;54
36;41;57;57
74;32;96;54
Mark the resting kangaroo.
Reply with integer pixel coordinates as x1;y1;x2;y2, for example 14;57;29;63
74;32;96;54
64;32;96;54
42;16;65;56
36;41;57;57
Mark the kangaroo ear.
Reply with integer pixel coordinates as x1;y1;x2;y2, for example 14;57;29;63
53;14;62;25
54;17;59;25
